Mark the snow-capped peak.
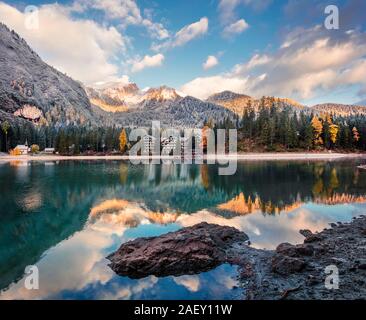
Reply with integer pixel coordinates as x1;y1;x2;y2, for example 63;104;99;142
143;86;181;102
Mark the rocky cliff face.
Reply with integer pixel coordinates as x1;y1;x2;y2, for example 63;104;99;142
0;23;96;126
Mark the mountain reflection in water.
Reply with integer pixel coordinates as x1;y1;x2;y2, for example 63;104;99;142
0;160;365;299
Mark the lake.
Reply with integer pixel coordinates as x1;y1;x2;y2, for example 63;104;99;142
0;159;366;300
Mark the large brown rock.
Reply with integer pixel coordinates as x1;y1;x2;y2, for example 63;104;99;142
107;222;249;278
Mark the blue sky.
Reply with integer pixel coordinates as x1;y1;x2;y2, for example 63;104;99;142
1;0;366;105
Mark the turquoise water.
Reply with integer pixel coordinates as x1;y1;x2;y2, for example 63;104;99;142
0;159;365;300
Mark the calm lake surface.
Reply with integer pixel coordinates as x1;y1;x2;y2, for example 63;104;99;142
0;159;366;300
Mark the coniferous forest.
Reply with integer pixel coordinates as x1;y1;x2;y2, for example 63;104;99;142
1;99;366;154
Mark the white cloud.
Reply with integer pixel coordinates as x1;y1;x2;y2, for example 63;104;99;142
181;27;366;102
218;0;241;24
131;53;164;72
174;275;200;292
76;0;169;39
174;17;208;47
203;55;219;70
0;2;126;85
141;18;169;40
218;0;271;24
152;17;208;51
232;54;271;73
93;75;131;89
79;0;141;21
180;75;250;99
223;19;249;37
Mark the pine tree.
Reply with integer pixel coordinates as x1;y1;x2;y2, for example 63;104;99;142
322;120;331;149
1;121;10;152
303;123;314;150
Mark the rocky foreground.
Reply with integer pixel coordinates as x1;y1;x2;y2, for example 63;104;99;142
107;223;250;278
107;218;366;300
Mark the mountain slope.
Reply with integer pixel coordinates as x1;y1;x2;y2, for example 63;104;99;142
356;99;366;106
87;83;236;127
0;23;96;126
112;96;236;127
207;91;306;115
207;91;252;115
87;84;182;112
312;103;366;116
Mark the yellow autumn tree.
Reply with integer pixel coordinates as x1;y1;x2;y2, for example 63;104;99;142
352;127;360;142
311;116;323;146
329;124;339;144
119;128;128;153
9;148;22;156
200;164;210;190
31;144;40;154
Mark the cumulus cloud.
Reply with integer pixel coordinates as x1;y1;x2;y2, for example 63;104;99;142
174;275;200;292
174;17;208;46
223;19;249;37
76;0;169;39
181;26;366;102
131;53;164;72
0;2;126;84
203;55;219;70
152;17;208;51
93;75;131;89
180;75;250;99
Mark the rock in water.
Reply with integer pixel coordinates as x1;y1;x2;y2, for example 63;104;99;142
107;222;249;278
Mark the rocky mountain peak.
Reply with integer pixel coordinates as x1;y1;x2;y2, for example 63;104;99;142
207;91;251;102
103;82;139;96
143;86;181;102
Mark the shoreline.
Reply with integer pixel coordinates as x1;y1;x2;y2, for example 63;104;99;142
106;216;366;300
0;152;365;163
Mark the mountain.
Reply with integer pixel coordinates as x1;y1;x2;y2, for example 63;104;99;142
207;91;250;102
86;83;236;127
0;23;98;126
87;84;181;110
0;20;233;130
312;103;366;116
3;22;365;130
112;95;236;127
141;86;181;103
356;99;366;106
85;82;141;113
207;91;252;115
85;87;129;113
139;86;181;110
207;91;306;115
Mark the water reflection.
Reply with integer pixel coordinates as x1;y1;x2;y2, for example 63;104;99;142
0;159;366;299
